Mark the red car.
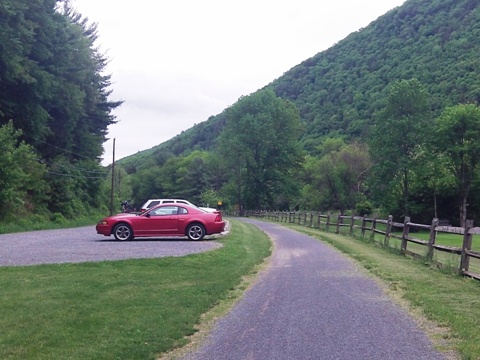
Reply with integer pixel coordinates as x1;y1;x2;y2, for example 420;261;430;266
96;204;225;241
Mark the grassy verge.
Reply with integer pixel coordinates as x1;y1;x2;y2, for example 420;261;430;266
0;219;271;360
365;228;480;274
0;213;104;234
282;222;480;360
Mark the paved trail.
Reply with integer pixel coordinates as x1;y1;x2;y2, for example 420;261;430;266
182;219;446;360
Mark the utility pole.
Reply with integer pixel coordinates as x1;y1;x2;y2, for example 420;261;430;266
110;138;116;216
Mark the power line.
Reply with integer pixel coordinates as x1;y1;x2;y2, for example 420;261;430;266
28;136;111;178
44;159;107;175
46;170;108;180
33;137;95;161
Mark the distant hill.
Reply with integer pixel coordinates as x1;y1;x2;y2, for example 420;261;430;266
119;0;480;168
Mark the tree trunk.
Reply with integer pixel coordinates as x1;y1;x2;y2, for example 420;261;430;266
402;167;409;217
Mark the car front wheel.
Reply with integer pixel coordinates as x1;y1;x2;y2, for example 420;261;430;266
187;223;205;241
113;223;133;241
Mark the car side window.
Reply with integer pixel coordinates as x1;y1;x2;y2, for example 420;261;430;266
178;207;188;215
149;206;178;216
148;200;160;208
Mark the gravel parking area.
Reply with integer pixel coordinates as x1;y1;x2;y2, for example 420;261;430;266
0;226;223;267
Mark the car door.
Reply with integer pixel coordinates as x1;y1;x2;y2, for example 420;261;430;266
136;205;180;236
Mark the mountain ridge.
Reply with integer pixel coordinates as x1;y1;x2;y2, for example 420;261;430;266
118;0;480;168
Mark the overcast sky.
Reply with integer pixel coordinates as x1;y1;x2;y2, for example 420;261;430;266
71;0;406;165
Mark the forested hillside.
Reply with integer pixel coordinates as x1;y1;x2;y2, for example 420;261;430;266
0;0;121;221
124;0;480;164
274;0;480;152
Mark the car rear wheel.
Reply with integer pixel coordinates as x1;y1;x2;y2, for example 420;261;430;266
187;223;205;241
113;223;133;241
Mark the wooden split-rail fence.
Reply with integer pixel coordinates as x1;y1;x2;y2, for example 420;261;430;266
235;210;480;281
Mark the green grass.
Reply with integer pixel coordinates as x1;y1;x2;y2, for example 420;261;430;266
5;215;480;359
0;213;104;234
278;222;480;360
315;219;480;276
387;229;480;249
366;228;480;275
0;219;271;360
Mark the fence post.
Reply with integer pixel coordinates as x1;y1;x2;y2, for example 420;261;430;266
317;212;321;230
371;217;377;240
336;214;341;234
460;219;474;276
326;214;331;232
361;214;367;237
401;216;410;253
349;215;355;235
384;215;393;247
309;212;314;227
427;218;438;261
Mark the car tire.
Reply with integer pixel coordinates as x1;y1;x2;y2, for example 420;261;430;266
113;223;133;241
187;223;205;241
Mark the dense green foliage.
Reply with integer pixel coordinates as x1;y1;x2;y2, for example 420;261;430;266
432;104;480;226
369;79;431;218
0;121;47;218
0;0;121;220
273;0;480;149
217;89;304;210
301;139;371;214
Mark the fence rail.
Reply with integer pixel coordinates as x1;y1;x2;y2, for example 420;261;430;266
229;210;480;281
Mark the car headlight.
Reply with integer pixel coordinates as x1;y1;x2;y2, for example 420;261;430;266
98;220;108;225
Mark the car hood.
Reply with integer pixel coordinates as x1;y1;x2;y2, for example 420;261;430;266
111;213;139;219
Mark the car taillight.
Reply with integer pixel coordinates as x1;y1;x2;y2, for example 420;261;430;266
215;214;222;222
